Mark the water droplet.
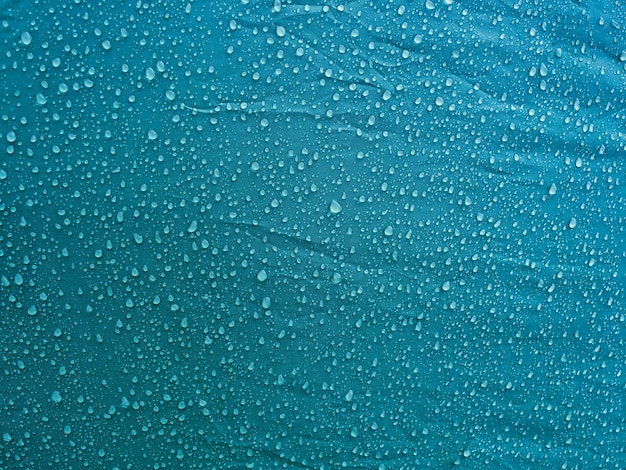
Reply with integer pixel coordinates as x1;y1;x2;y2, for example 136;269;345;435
329;200;342;214
21;31;32;46
548;183;557;196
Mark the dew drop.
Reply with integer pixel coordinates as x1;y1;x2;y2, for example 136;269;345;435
21;31;32;45
329;200;342;214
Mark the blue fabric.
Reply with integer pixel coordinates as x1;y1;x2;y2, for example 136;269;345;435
1;0;624;468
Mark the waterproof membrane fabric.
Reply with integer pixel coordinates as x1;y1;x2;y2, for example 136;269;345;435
1;0;625;468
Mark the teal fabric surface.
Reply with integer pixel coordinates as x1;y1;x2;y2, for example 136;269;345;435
1;0;624;468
